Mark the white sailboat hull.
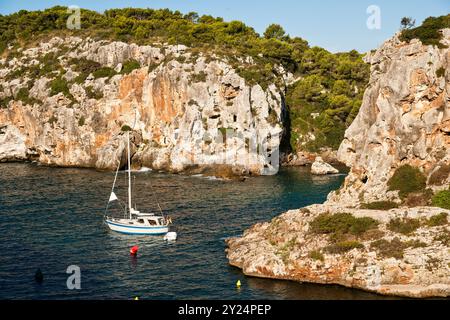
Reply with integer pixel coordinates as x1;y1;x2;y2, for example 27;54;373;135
106;219;169;236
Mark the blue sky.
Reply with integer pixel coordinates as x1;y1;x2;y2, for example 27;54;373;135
0;0;448;52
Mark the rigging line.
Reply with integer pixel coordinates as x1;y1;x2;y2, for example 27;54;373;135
148;177;165;218
117;198;127;219
133;175;137;210
104;159;122;218
132;102;138;130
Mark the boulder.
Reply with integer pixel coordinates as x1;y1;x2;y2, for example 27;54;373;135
311;157;339;175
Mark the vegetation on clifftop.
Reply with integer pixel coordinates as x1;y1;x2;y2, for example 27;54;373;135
310;212;379;243
399;14;450;48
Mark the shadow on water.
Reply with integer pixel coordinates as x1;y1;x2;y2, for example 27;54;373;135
0;163;397;300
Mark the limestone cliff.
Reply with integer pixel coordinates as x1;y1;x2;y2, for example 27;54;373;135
226;30;450;298
0;37;286;176
329;30;449;206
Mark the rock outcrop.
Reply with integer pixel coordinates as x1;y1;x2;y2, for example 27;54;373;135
0;37;286;176
227;205;450;298
226;30;450;297
311;156;339;175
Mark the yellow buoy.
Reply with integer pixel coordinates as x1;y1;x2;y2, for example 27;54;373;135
236;280;242;288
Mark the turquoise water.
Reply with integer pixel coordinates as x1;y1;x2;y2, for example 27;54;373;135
0;163;392;300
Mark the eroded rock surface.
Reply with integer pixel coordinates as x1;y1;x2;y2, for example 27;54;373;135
0;37;286;176
330;31;450;206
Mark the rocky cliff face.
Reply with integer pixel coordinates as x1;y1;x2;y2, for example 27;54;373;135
0;37;286;176
226;30;450;298
329;30;450;206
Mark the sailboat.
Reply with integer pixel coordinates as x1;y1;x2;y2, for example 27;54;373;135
105;131;172;236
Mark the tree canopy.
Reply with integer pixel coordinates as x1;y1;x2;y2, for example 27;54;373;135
264;24;287;41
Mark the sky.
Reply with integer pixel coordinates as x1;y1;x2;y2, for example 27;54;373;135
0;0;448;53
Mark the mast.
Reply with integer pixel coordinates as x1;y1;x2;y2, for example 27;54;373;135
127;131;132;219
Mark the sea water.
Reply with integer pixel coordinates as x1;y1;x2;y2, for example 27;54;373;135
0;163;397;300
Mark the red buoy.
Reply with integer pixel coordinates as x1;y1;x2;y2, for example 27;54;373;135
130;246;139;256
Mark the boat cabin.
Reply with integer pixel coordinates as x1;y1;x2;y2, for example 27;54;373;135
133;215;166;226
131;210;167;226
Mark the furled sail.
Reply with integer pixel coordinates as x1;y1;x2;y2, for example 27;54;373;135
109;192;119;202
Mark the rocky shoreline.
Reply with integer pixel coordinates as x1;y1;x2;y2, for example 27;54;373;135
226;204;450;298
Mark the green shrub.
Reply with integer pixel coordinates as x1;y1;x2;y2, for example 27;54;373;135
70;58;102;83
121;59;141;74
310;213;379;242
190;71;207;83
121;125;132;132
49;77;72;97
371;238;427;260
74;74;87;84
434;231;450;246
48;115;58;125
387;217;421;235
387;165;427;198
27;52;61;78
266;108;279;126
236;64;276;91
69;58;101;74
399;14;450;48
85;86;103;99
15;87;39;106
308;250;324;261
361;201;399;210
78;116;85;126
405;239;427;249
5;67;27;81
0;96;13;108
432;190;450;210
426;212;448;227
371;238;407;259
436;67;445;78
325;241;364;254
92;67;117;79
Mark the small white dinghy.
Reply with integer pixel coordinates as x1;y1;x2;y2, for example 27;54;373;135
104;131;173;236
164;232;178;242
